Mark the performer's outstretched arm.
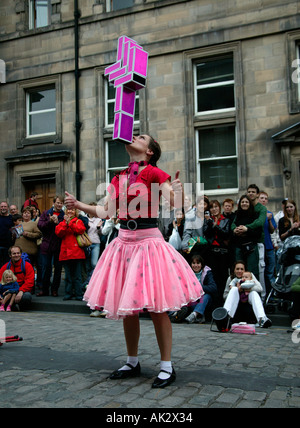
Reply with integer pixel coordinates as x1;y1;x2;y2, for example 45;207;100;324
65;191;113;219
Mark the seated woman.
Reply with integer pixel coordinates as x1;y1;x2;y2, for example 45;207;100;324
169;254;217;324
185;254;217;324
223;261;272;328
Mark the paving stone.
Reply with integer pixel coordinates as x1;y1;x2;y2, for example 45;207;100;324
236;400;260;408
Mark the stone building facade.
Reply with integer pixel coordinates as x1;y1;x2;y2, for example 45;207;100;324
0;0;300;213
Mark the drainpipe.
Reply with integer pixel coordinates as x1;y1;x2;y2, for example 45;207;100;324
74;0;82;200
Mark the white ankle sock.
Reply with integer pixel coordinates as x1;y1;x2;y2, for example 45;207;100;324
120;356;139;371
158;361;172;380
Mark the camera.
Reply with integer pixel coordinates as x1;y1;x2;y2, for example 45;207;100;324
205;211;210;216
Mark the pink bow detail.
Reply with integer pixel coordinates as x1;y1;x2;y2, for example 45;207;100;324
128;161;148;186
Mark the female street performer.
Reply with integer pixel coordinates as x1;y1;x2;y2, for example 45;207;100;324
65;134;203;388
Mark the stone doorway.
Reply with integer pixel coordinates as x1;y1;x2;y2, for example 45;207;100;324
22;174;56;214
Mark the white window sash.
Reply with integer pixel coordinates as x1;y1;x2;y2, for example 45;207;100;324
28;108;56;115
194;62;235;115
29;0;50;29
105;140;128;183
196;80;235;90
195;128;239;194
198;155;237;162
196;107;236;117
26;92;56;137
105;80;140;127
106;0;134;12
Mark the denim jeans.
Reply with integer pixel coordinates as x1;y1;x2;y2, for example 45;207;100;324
63;259;83;299
190;293;212;315
265;249;276;296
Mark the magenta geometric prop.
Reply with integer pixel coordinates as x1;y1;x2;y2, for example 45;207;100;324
105;36;149;144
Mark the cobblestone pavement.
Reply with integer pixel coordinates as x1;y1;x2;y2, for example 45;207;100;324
0;310;300;409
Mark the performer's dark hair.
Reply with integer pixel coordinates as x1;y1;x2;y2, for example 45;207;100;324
148;136;161;166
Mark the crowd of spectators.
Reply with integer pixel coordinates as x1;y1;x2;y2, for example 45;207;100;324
162;184;300;329
0;185;299;331
0;195;109;311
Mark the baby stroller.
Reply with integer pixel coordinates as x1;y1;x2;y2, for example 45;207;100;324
265;236;300;314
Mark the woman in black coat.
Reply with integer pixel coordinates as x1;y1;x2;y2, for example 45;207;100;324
231;195;262;279
204;199;231;305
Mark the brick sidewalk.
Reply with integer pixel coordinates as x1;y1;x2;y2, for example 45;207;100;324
0;311;299;408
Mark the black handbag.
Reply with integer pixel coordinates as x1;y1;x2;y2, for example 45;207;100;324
241;241;256;255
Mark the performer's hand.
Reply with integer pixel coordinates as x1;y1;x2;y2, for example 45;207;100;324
171;170;182;193
65;191;77;209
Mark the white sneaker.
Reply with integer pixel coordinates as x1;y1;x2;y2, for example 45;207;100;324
90;310;106;318
185;312;202;324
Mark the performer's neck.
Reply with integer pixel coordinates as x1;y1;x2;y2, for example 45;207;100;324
129;155;148;163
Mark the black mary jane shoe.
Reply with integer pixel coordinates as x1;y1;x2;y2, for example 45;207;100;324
152;368;176;389
109;362;141;380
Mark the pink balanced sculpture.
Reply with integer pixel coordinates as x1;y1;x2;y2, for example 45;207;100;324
105;36;148;144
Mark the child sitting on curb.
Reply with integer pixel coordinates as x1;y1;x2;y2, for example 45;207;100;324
0;270;20;312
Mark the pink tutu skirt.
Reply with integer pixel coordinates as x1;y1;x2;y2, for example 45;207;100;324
84;228;204;319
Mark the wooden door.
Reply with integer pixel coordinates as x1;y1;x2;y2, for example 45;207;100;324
24;179;56;214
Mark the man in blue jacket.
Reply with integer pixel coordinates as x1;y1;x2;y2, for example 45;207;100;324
37;196;65;297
